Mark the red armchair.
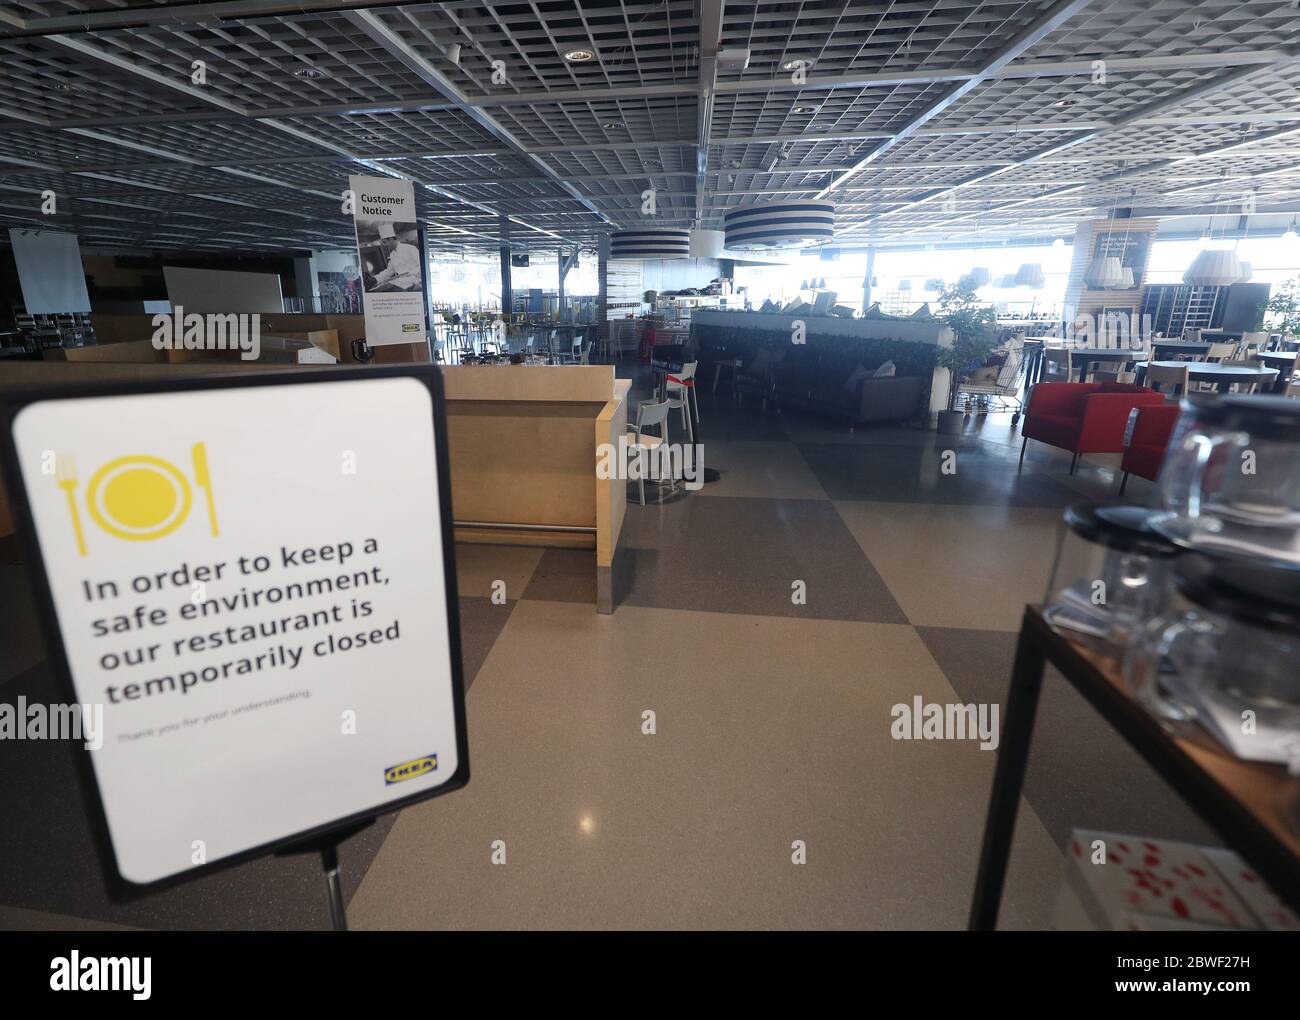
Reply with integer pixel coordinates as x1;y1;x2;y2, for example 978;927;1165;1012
1019;382;1166;474
1118;403;1181;495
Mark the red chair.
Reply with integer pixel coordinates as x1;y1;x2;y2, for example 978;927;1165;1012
1019;382;1166;474
1118;403;1181;495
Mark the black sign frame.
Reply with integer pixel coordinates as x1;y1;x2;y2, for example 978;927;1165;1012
0;365;470;900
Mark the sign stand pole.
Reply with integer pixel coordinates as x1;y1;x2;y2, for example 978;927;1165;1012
275;818;374;931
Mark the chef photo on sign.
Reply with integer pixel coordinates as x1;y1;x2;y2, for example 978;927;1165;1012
357;219;422;293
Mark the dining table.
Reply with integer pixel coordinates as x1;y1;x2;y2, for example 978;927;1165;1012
1150;340;1213;359
1255;350;1298;392
1139;360;1278;393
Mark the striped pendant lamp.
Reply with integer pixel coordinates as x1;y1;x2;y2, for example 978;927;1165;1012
723;200;835;249
610;228;691;260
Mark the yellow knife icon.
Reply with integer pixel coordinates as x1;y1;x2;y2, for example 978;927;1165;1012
191;442;219;537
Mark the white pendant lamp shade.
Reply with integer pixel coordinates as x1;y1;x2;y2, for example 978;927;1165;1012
610;228;690;260
688;228;725;258
1182;249;1246;286
723;200;834;249
1118;267;1135;289
1087;256;1124;289
1014;263;1045;289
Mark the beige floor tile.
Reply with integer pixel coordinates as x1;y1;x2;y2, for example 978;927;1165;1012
695;440;828;500
452;543;544;602
833;501;1062;631
349;599;1059;929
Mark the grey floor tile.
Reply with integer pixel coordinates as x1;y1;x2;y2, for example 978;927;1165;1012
915;625;1219;854
520;548;597;605
617;494;906;623
458;595;517;692
798;440;1085;507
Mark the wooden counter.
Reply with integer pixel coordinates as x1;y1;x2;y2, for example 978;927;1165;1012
442;365;628;613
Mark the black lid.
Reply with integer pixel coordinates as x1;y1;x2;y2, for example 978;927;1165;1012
1063;503;1184;558
1176;554;1300;632
1181;394;1300;441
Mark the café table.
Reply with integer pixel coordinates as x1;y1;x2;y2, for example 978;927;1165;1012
1139;360;1278;394
1151;340;1212;359
1255;351;1298;392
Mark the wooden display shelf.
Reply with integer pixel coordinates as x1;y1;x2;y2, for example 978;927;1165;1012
969;605;1300;929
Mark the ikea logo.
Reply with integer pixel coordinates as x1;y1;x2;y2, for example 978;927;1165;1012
384;753;438;785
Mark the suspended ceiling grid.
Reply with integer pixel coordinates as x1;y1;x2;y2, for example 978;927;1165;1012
0;0;1296;258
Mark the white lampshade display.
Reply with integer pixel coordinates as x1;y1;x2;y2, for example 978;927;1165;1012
1182;249;1246;286
1014;263;1046;289
1118;267;1135;289
689;228;725;258
610;228;690;260
723;200;834;249
1087;256;1124;289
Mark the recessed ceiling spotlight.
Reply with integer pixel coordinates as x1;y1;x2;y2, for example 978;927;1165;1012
1052;97;1078;108
602;121;622;129
781;59;809;71
644;158;662;168
793;106;819;114
294;66;330;80
563;48;595;62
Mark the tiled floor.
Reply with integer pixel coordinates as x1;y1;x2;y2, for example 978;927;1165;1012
0;373;1208;930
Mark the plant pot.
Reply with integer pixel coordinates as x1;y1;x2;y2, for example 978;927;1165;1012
937;409;964;435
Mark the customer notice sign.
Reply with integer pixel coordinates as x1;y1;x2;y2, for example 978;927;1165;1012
1;368;468;890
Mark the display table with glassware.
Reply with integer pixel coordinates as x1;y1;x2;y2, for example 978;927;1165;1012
971;394;1300;930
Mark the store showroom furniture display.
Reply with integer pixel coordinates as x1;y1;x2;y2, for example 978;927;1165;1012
1020;382;1167;474
1118;403;1181;494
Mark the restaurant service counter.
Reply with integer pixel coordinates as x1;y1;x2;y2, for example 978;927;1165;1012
441;365;629;614
691;308;953;422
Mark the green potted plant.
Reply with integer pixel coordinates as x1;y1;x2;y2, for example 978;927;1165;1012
1265;278;1300;341
933;282;1000;435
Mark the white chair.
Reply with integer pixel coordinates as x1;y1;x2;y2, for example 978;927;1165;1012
627;399;675;506
665;361;698;441
1145;362;1190;399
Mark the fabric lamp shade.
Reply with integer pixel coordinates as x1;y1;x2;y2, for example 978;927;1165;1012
723;200;834;249
1182;249;1246;286
1118;267;1135;289
610;228;690;260
1014;263;1045;288
1087;256;1124;288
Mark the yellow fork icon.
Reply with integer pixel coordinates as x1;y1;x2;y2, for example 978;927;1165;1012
55;454;87;556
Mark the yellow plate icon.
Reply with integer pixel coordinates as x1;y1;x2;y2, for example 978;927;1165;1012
86;455;192;541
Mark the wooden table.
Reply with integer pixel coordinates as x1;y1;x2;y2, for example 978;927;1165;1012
1141;360;1277;393
970;606;1300;929
1255;351;1297;393
1151;340;1213;359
